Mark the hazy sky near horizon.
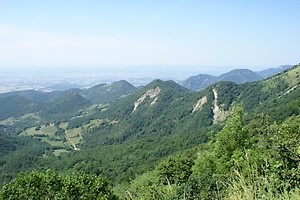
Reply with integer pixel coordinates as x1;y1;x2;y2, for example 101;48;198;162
0;0;299;73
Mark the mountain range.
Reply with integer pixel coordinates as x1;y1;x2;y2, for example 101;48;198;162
0;80;136;103
181;65;292;91
0;64;299;198
0;65;292;103
257;64;293;78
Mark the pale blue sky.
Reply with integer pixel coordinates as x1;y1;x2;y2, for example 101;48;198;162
0;0;299;73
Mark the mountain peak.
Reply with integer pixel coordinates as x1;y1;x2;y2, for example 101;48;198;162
181;74;217;91
147;79;188;92
218;69;263;84
80;80;136;103
110;80;136;90
182;69;264;91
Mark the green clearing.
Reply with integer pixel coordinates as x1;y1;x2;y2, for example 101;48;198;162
20;127;43;136
40;125;58;136
65;128;83;147
65;128;82;138
68;137;82;146
40;138;65;147
284;66;300;86
59;122;68;130
0;113;40;127
82;119;104;130
19;123;83;150
0;117;15;125
19;124;65;149
53;149;69;156
19;113;40;120
20;124;58;137
65;138;81;150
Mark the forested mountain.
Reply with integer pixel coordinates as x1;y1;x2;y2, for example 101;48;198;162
0;80;136;104
181;69;263;91
0;95;43;120
80;80;137;103
181;65;292;91
40;93;92;120
257;65;293;78
0;89;81;103
180;74;217;91
0;64;299;199
217;69;262;83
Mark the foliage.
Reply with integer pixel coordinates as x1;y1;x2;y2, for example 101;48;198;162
40;93;91;120
156;155;194;185
0;66;299;199
192;108;300;199
127;106;300;199
80;80;137;104
222;164;300;200
0;170;117;200
0;95;42;120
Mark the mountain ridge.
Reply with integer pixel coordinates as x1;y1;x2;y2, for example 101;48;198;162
257;65;293;78
181;65;293;91
0;64;299;190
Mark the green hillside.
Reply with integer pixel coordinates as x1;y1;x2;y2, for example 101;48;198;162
80;80;137;104
0;80;136;104
0;95;43;120
181;66;292;91
40;93;92;120
0;65;299;199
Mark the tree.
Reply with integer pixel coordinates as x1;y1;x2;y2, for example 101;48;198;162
156;155;193;185
0;170;117;200
212;106;246;174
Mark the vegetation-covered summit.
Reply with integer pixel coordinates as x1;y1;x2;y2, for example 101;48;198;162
0;64;299;199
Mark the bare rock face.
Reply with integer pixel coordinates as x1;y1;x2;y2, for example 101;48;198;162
193;96;207;113
212;88;229;124
132;87;161;112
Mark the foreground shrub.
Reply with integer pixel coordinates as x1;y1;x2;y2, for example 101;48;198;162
0;170;117;200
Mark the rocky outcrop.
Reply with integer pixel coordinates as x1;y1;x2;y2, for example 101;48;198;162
212;88;229;124
192;96;207;112
133;87;161;112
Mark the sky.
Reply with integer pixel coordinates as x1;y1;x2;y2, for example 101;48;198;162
0;0;300;75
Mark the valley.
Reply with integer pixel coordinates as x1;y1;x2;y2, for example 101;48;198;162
1;1;299;198
0;64;299;199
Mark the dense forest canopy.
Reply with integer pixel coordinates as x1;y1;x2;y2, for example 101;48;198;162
0;65;299;199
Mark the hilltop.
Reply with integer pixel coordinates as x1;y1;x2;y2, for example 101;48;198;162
181;65;293;91
0;64;299;199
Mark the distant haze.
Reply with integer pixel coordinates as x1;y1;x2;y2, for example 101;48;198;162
0;64;292;94
0;1;299;74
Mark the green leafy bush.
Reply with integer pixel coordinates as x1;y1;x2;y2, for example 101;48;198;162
0;170;117;200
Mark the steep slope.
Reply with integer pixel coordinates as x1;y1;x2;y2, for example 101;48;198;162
213;64;300;121
55;80;216;181
40;93;92;120
0;131;17;157
79;79;216;158
0;95;43;120
1;65;299;187
80;80;137;103
257;65;293;78
59;64;300;182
